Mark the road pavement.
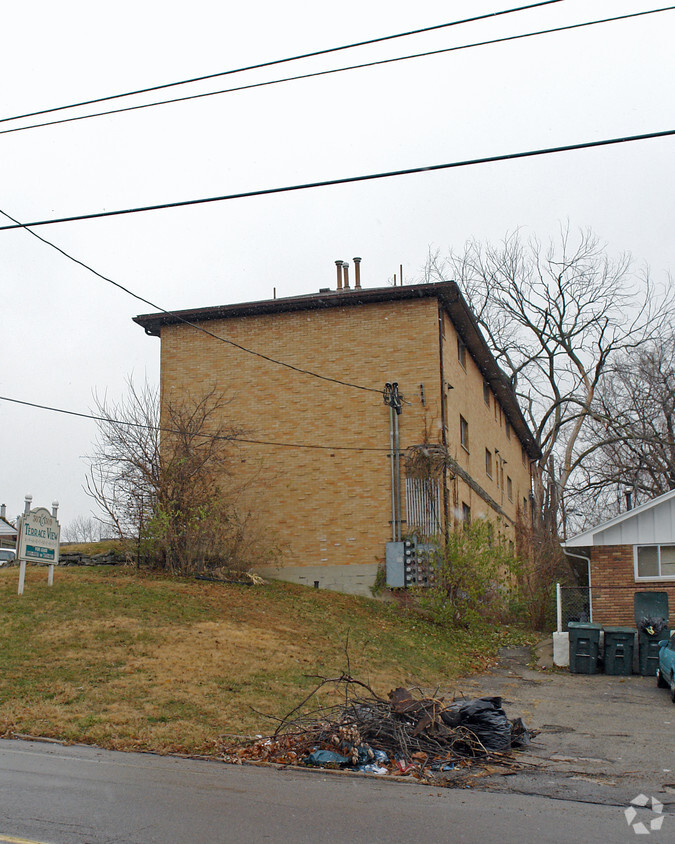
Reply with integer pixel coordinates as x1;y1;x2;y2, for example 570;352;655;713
0;737;660;844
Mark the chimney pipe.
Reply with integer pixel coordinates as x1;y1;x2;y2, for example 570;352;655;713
0;504;5;520
335;260;343;290
343;261;350;289
353;256;362;289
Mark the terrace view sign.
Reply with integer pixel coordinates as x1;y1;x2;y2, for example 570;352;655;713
16;502;61;595
18;507;61;564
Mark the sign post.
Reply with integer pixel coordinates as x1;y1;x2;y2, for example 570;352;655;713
16;497;60;595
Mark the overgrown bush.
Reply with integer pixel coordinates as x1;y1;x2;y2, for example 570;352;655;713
414;521;521;628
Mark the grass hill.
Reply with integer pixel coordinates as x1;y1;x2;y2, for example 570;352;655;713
0;565;533;755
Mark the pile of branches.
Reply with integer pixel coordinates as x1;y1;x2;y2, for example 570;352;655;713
220;675;531;782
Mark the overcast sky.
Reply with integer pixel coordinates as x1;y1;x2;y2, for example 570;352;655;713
1;0;673;530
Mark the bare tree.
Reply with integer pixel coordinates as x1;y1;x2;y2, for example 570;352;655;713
424;226;671;536
569;335;675;525
86;379;266;573
62;515;103;543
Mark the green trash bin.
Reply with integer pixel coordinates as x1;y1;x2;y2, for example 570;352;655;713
634;592;670;676
638;631;669;676
603;627;636;675
568;622;602;674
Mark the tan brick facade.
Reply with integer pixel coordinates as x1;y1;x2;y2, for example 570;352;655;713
590;544;675;626
136;282;537;595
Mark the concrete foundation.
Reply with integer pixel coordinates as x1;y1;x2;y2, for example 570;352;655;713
257;562;379;598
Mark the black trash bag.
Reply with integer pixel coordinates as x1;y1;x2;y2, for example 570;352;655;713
456;696;512;752
509;716;531;748
638;616;669;637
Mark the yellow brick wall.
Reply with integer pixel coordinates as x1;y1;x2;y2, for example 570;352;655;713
440;312;531;534
158;293;532;588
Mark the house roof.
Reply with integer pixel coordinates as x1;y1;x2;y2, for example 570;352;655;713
134;280;541;460
0;517;17;538
562;488;675;548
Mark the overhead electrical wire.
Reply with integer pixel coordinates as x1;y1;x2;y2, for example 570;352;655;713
10;218;403;409
0;395;390;452
1;129;673;232
0;1;563;126
0;206;384;395
2;6;672;137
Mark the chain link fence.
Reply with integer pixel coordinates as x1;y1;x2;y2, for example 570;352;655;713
558;585;591;629
556;583;673;630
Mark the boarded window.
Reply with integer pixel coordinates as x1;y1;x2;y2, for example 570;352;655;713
405;478;441;536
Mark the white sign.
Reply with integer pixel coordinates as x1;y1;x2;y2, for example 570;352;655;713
18;507;60;564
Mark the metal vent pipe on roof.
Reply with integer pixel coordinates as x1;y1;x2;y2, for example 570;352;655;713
353;256;362;289
335;260;343;290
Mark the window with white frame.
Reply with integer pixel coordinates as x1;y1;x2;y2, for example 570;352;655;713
635;544;675;579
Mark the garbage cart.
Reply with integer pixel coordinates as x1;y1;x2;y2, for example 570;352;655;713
634;592;670;677
568;622;602;674
603;627;636;675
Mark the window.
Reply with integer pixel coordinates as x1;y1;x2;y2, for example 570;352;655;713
505;418;511;440
457;338;467;369
522;446;527;466
636;545;675;579
460;415;469;451
485;448;493;478
462;502;471;524
483;383;490;407
507;476;513;501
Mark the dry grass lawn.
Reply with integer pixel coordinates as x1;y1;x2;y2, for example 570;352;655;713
0;565;533;756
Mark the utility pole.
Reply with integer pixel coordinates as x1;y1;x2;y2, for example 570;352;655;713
383;382;403;542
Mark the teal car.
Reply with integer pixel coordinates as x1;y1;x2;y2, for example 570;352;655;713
657;635;675;702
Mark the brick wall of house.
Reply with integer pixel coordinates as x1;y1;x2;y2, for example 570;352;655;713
590;544;675;626
156;290;533;594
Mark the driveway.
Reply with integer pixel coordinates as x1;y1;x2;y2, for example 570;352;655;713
447;646;675;810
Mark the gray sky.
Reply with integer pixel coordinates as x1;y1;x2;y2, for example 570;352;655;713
1;0;673;529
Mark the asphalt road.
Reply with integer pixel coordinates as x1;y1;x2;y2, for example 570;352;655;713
0;737;668;844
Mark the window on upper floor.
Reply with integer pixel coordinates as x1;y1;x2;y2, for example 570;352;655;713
460;415;469;451
485;448;493;478
522;446;527;466
505;418;511;440
507;476;513;501
635;545;675;579
457;338;467;369
483;383;490;407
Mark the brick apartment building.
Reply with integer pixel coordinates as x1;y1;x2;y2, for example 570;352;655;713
134;270;540;596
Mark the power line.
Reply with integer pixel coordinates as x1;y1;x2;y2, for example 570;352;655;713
3;6;671;137
0;206;383;395
0;1;563;126
1;128;673;232
0;394;390;452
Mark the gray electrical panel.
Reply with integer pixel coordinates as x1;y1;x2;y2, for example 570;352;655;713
385;541;405;588
386;539;437;588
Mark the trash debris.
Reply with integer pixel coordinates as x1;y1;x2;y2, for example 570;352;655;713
220;674;532;784
638;616;668;637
